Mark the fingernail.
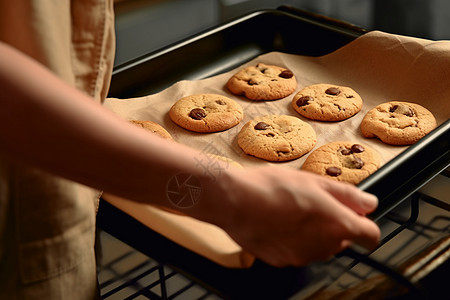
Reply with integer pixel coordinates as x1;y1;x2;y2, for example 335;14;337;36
361;192;378;211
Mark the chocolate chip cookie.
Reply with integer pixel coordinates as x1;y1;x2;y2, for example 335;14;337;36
360;101;437;145
226;63;297;100
292;84;363;121
301;141;381;184
130;120;173;140
169;94;244;133
237;115;316;162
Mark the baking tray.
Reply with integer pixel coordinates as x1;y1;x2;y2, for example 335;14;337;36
99;6;450;299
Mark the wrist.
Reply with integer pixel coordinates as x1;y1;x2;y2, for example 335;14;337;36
179;160;240;228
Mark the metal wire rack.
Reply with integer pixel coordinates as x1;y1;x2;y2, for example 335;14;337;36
97;231;223;300
306;188;450;300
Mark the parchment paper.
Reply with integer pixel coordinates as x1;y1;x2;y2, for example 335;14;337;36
103;31;450;268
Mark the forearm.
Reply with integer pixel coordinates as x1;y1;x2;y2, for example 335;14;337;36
0;42;233;220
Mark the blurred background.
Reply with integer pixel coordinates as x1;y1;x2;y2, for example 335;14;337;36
113;0;450;66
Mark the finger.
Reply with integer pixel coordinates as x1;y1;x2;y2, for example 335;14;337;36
344;214;381;251
318;177;379;215
318;191;381;252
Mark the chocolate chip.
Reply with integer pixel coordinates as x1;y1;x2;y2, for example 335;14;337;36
189;108;206;120
216;100;226;105
248;79;258;85
389;105;398;113
325;87;340;96
326;167;342;176
279;70;294;79
352;157;365;169
390;104;414;117
296;96;313;107
351;144;365;153
254;122;270;130
340;148;352;155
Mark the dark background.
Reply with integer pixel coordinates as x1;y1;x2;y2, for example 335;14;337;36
113;0;450;66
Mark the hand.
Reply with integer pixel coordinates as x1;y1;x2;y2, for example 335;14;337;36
210;165;380;267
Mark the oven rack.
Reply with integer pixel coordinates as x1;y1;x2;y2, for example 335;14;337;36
97;230;223;300
309;183;450;299
97;171;449;300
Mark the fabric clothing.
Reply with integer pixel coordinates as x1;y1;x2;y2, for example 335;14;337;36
0;0;115;299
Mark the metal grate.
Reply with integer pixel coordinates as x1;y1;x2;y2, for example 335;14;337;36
304;189;450;299
97;231;223;300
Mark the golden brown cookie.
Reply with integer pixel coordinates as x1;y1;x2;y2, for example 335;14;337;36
169;94;244;133
292;84;363;121
360;101;437;145
238;115;316;162
226;63;297;100
129;120;173;140
301;141;381;184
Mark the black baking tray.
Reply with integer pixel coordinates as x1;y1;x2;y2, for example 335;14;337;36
99;6;450;299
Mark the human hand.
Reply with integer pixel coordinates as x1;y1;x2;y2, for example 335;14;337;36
208;165;380;267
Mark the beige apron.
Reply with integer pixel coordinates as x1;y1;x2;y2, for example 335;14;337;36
0;0;115;299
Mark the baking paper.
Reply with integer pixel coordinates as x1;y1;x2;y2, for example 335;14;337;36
103;31;450;268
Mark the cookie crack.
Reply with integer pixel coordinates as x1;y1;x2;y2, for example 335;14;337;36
202;118;211;130
333;103;343;112
276;144;293;157
277;134;295;157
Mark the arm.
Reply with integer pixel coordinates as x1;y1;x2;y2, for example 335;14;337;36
0;41;193;205
0;42;380;267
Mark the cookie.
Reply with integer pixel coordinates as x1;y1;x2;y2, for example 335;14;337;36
360;101;437;145
169;94;244;133
301;141;381;184
237;115;316;162
292;84;363;121
226;63;297;100
129;120;173;140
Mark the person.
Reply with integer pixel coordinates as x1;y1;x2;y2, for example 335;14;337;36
0;1;380;299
